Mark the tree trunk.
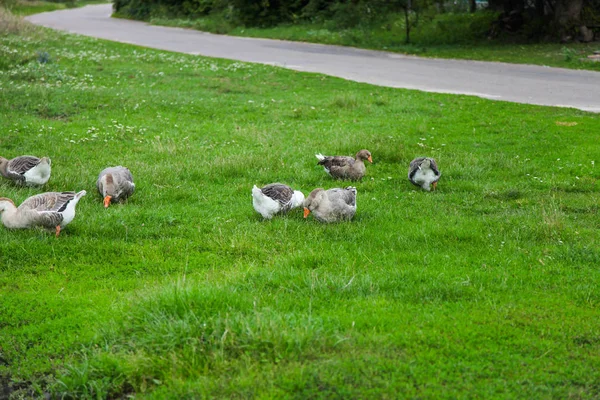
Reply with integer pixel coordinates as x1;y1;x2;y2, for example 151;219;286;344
404;1;411;44
470;0;477;13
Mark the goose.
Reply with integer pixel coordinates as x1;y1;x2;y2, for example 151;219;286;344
408;157;441;191
252;183;305;219
303;186;357;223
0;191;86;236
0;155;51;186
96;166;135;208
315;149;372;180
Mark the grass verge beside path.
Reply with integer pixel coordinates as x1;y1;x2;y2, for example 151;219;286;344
1;14;600;399
146;15;600;72
8;0;109;16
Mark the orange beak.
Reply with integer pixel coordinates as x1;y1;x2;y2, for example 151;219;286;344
432;181;438;191
303;207;310;218
103;195;112;208
368;155;373;163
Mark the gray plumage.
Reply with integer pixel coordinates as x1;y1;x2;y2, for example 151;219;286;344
96;166;135;207
0;155;51;185
408;157;441;191
316;149;372;180
303;186;357;223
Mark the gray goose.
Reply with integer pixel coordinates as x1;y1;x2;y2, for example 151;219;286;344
0;155;51;186
0;191;86;236
252;183;305;219
315;149;372;180
303;186;357;223
96;166;135;208
408;157;441;191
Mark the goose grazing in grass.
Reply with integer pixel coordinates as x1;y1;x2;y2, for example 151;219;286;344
315;149;372;180
408;157;441;191
0;191;86;237
0;155;51;186
97;166;135;208
252;183;305;219
303;186;357;223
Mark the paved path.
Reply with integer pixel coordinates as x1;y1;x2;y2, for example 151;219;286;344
27;4;600;112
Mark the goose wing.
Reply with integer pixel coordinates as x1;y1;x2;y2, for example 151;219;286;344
318;155;354;169
261;183;293;207
408;157;426;183
428;158;441;179
8;156;40;175
20;192;77;213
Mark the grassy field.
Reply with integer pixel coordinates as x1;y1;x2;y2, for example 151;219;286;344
7;0;108;16
145;13;600;71
1;10;600;399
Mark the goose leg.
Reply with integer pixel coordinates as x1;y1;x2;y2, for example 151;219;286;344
55;225;61;237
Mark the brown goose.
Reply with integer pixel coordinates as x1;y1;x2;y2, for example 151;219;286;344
408;157;441;191
0;155;51;186
96;166;135;208
252;183;305;219
303;186;357;223
0;191;86;236
315;149;372;180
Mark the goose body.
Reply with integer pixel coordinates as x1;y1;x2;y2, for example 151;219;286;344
96;166;135;208
0;190;86;236
0;155;51;186
252;183;305;219
315;149;372;180
303;186;357;223
408;157;441;191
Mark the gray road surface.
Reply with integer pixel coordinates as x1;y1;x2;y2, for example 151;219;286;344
26;4;600;112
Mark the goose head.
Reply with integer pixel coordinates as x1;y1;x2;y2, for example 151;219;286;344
303;188;325;218
356;149;373;163
0;197;16;214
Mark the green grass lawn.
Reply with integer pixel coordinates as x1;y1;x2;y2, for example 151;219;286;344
1;15;600;399
8;0;109;16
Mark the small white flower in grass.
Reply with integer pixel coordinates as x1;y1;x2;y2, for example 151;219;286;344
420;138;426;141
592;161;595;166
556;158;560;161
248;100;254;103
576;176;580;180
441;144;446;146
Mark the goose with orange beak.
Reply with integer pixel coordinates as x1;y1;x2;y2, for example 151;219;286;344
315;149;372;180
96;166;135;208
303;187;357;223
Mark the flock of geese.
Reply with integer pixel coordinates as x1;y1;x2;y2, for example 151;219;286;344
0;156;135;236
0;150;441;236
254;150;440;222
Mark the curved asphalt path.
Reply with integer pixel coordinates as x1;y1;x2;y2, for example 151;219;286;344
27;4;600;112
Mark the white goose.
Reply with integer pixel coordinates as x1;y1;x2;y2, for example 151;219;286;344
252;183;305;219
303;186;357;223
0;155;51;186
96;166;135;208
408;157;441;191
0;191;86;236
